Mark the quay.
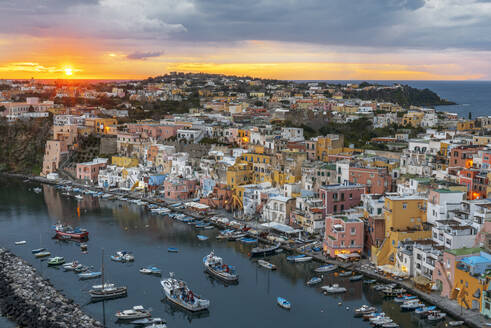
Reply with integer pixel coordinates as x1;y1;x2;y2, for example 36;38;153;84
8;173;491;328
0;248;102;328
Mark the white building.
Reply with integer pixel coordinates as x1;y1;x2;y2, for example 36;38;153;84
262;196;294;225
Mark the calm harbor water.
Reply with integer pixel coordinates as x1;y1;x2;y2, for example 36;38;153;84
0;177;460;328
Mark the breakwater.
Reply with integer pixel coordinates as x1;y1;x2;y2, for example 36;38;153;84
0;248;102;328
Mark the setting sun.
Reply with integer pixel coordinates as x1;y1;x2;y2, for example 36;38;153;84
64;68;73;76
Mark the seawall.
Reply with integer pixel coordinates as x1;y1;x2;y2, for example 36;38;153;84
0;248;102;328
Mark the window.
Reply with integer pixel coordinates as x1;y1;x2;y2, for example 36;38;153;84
350;227;356;235
350;240;355;246
403;203;407;209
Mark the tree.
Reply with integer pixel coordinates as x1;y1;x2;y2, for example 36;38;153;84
0;105;6;112
468;112;472;120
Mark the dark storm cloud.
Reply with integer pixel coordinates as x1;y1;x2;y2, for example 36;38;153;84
126;51;163;60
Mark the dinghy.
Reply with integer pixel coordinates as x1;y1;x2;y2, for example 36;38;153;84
277;297;291;310
257;259;276;270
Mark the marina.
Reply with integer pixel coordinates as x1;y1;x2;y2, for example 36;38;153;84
0;177;475;328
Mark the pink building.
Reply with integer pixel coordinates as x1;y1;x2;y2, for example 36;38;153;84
320;182;365;215
41;140;68;176
76;158;108;183
127;123;182;140
163;178;198;200
324;215;364;257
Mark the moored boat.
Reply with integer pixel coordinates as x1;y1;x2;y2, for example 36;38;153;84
354;305;376;317
89;286;128;300
257;259;276;270
167;247;179;253
31;248;45;254
160;273;210;312
414;305;436;316
321;284;347;294
426;311;446;322
239;237;258;244
203;251;239;282
140;266;162;275
314;264;337;273
286;254;313;263
338;271;353;277
394;295;416;303
130;318;165;325
111;251;134;262
79;271;102;280
276;297;291;310
350;274;363;281
15;240;26;245
250;243;281;257
448;321;464;326
53;223;89;239
115;305;151;320
363;279;377;284
306;277;322;286
35;251;51;258
47;256;65;266
197;235;208;241
400;300;424;311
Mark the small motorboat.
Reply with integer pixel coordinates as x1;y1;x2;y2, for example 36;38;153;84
448;321;464;327
306;277;322;286
414;305;436;316
363;312;385;321
35;251;51;258
63;261;83;271
80;243;88;251
381;323;399;328
79;271;102;280
363;279;377;284
115;305;151;320
130;318;165;325
239;237;258;244
89;286;127;300
111;251;134;262
349;274;363;281
33;187;42;193
354;305;376;317
321;284;347;294
47;256;65;266
400;300;424;311
250;243;281;257
31;248;45;254
394;295;417;303
197;235;209;241
257;259;276;270
277;297;291;310
75;195;83;200
426;311;446;322
15;241;26;245
140;266;162;275
286;254;313;263
338;271;353;277
314;264;337;273
167;247;178;253
92;283;114;290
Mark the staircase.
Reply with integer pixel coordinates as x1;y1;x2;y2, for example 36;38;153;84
374;234;393;266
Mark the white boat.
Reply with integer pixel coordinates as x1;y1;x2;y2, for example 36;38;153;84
140;266;161;275
130;318;164;325
111;251;134;262
33;187;42;193
203;251;239;282
286;254;313;263
276;297;291;310
427;311;446;322
257;259;276;270
92;283;114;290
115;305;151;320
161;273;210;312
306;277;322;286
321;284;347;294
15;241;26;245
401;300;424;311
75;195;83;200
354;305;376;317
314;264;337;273
448;321;464;327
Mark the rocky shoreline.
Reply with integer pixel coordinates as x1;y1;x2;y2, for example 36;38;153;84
0;248;102;328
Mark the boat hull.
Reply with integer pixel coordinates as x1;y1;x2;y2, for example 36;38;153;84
55;230;89;239
204;266;239;283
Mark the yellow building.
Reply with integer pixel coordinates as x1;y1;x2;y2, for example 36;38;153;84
452;257;490;311
457;120;475;131
111;156;139;168
473;135;491;146
402;111;424;127
85;118;118;134
315;135;344;161
226;162;253;188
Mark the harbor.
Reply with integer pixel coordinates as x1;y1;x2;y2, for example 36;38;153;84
0;175;479;328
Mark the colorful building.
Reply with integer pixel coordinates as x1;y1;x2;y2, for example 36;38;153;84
319;182;365;215
76;158;108;183
324;215;364;257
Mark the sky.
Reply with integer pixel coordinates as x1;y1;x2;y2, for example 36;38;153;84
1;0;491;80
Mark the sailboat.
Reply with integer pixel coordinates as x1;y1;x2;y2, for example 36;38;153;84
89;250;127;301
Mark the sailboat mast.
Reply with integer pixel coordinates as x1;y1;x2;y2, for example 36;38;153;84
101;249;104;291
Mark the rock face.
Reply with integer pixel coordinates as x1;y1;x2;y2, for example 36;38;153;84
0;248;102;328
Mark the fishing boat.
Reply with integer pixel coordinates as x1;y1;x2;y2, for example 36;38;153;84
53;223;89;239
314;264;337;273
115;305;151;320
321;284;347;294
338;271;353;277
47;256;65;266
140;266;162;275
400;300;424;311
276;297;291;310
394;295;417;303
197;235;209;241
286;254;313;263
110;251;134;262
167;247;179;253
257;259;276;270
414;305;436;316
354;305;376;317
306;277;322;286
79;271;102;280
31;248;45;254
349;274;363;281
89;250;127;301
448;321;464;326
35;251;51;258
426;311;446;322
203;251;239;282
250;243;281;257
160;273;210;312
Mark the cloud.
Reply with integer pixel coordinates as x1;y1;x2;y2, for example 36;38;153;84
126;51;163;60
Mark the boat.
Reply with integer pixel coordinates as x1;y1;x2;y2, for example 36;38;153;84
350;274;363;281
203;251;239;282
80;243;88;251
33;187;42;193
195;222;211;229
146;323;167;328
363;279;377;284
110;251;134;262
372;317;393;326
306;277;322;286
115;305;151;320
75;265;90;273
79;271;102;280
321;284;347;294
31;248;45;254
400;300;424;311
35;251;51;258
160;273;210;312
197;235;209;241
414;305;436;316
47;256;65;266
15;240;26;245
250;243;281;257
448;321;464;326
286;254;313;263
130;318;165;325
338;271;353;277
314;264;337;273
89;250;127;301
381;323;399;328
168;247;179;253
92;283;114;290
276;297;291;310
426;311;446;322
257;259;276;270
53;223;88;239
311;246;322;252
140;266;162;275
63;261;82;271
363;312;385;321
354;305;376;317
75;195;83;200
239;237;258;244
394;295;416;303
382;288;407;297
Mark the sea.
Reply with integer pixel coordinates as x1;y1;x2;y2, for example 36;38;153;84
0;177;465;328
303;80;491;118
